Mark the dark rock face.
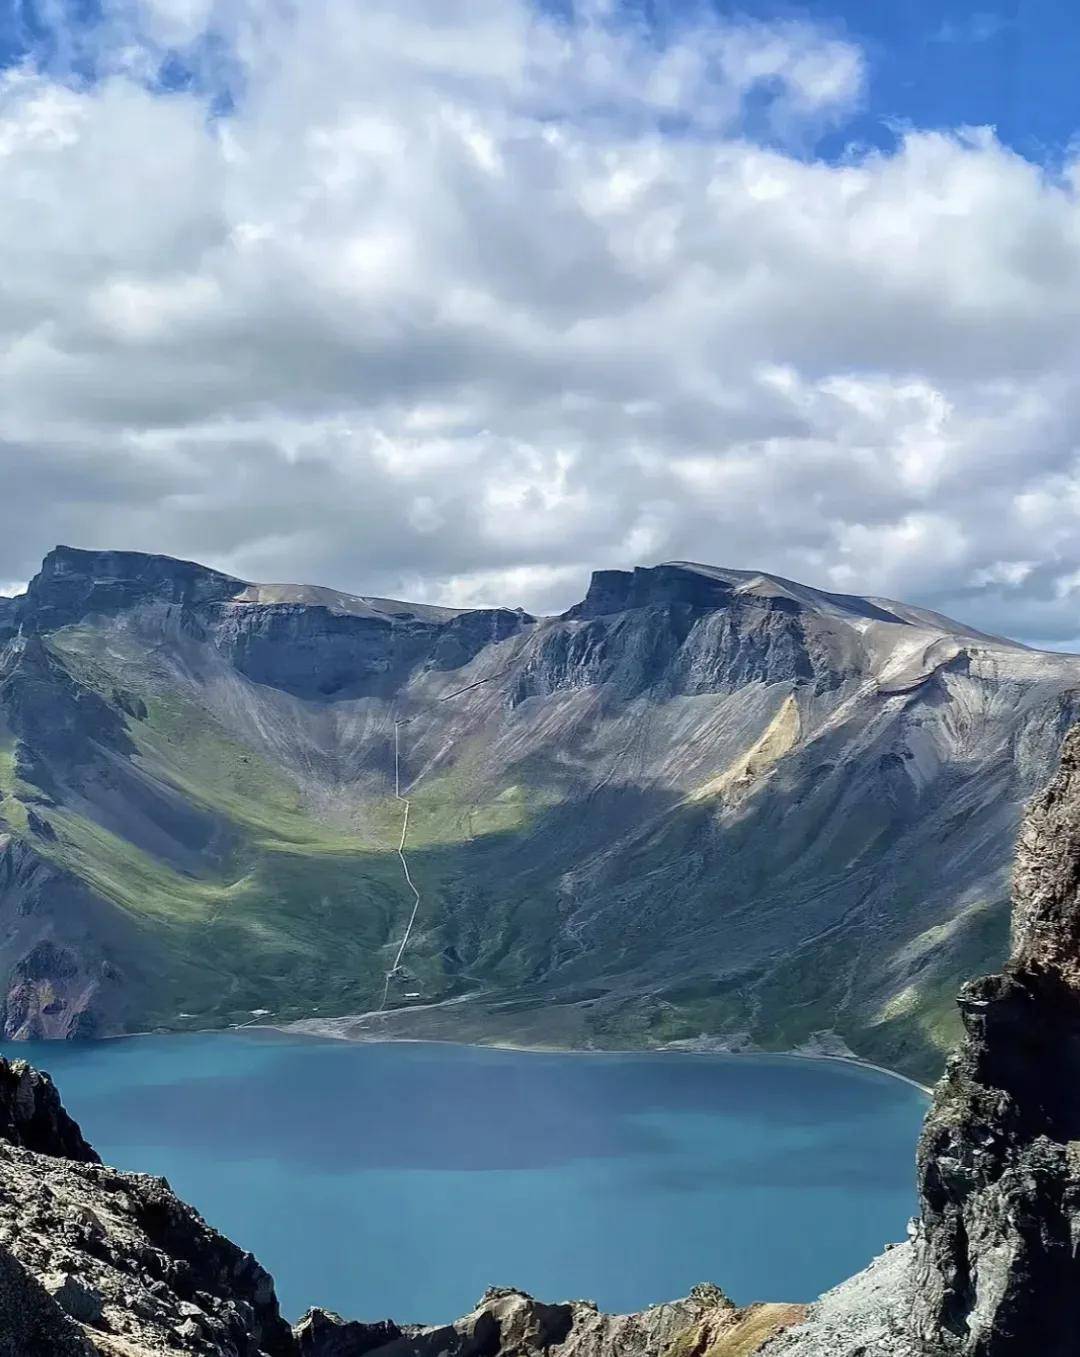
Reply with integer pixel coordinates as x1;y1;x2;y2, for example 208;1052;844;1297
215;604;428;699
294;1310;404;1357
0;1243;93;1355
563;566;738;619
16;546;243;634
0;835;129;1041
0;635;136;791
911;723;1080;1355
0;1058;98;1162
511;594;824;706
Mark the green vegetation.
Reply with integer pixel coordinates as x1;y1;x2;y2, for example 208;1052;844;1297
7;628;568;1032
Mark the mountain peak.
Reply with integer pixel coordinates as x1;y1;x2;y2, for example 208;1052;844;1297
561;559;1025;649
20;546;245;633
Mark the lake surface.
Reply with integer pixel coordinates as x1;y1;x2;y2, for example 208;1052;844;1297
7;1033;927;1324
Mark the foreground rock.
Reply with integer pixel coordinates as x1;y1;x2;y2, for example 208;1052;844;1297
294;1286;805;1357
762;722;1080;1355
0;1058;294;1356
908;721;1080;1355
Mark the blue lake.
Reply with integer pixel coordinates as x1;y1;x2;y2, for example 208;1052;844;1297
6;1034;927;1324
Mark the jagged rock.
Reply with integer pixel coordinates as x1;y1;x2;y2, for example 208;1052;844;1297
768;721;1080;1356
293;1309;404;1357
293;1285;803;1357
908;722;1080;1355
13;545;242;635
0;1054;294;1357
44;1270;105;1324
0;1242;94;1355
0;1057;98;1161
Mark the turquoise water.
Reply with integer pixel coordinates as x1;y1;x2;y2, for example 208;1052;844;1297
7;1034;927;1324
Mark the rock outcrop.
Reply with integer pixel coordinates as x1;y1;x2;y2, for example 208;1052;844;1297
279;1284;804;1357
0;1055;295;1357
760;720;1080;1356
908;721;1080;1355
0;1058;98;1161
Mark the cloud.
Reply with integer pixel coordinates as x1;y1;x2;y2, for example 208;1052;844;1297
0;0;1079;643
931;12;1009;44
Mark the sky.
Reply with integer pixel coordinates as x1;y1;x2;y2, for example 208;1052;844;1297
4;1;1080;644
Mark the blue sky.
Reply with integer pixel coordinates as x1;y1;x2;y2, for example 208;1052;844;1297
812;0;1078;161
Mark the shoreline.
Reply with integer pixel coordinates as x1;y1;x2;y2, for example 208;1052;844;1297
252;1022;936;1096
82;1018;933;1097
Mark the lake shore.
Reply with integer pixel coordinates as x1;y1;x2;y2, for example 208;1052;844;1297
247;1019;936;1096
99;1011;934;1097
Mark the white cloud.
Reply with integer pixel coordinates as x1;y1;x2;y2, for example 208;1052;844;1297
1;1;1080;642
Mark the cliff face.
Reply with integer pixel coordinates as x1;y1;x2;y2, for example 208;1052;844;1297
759;720;1080;1357
0;1059;98;1162
910;723;1080;1355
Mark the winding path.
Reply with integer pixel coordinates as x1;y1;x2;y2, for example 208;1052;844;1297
379;722;424;1011
378;666;513;1012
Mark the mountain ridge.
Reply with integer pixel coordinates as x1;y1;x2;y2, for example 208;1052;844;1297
0;545;1040;648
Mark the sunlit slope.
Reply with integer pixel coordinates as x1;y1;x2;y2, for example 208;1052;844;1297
0;625;564;1032
1;547;1078;1079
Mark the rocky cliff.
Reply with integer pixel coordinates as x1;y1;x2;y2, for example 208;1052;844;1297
0;1053;296;1356
3;546;1080;1078
907;721;1080;1355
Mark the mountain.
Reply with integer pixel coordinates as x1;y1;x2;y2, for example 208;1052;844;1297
2;545;1079;1078
5;727;1080;1355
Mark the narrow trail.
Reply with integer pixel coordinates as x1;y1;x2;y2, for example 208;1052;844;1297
379;721;423;1011
377;665;514;1013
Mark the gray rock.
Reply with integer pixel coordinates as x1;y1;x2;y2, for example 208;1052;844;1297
0;1055;294;1356
910;722;1080;1354
43;1269;104;1324
0;1243;93;1355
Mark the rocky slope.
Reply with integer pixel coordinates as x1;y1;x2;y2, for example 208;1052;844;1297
907;721;1080;1355
3;547;1080;1077
0;1054;294;1356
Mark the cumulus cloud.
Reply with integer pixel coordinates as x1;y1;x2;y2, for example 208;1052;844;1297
1;0;1080;643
